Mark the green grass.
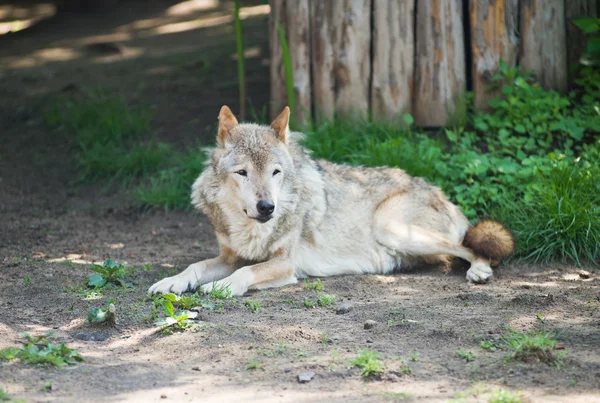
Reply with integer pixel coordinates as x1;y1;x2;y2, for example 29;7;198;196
303;278;324;291
135;148;206;210
456;350;476;362
0;387;11;401
501;326;564;366
350;350;384;377
488;389;522;403
244;359;264;370
245;300;262;313
0;333;83;368
499;158;600;265
317;295;336;307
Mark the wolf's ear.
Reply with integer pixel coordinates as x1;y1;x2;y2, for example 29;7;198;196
270;106;290;144
217;105;238;146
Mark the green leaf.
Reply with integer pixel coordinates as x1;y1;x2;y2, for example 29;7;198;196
161;299;175;317
88;307;108;323
161;293;180;302
402;113;414;126
445;130;458;143
586;37;600;56
103;259;119;269
88;273;107;288
572;17;600;34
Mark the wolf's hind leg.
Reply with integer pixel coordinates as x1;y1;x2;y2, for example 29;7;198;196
374;220;493;283
148;256;238;295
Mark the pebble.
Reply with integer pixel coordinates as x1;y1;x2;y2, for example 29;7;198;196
364;320;378;330
298;372;315;383
336;302;353;315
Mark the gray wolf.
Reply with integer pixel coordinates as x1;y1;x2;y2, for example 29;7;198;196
149;106;514;296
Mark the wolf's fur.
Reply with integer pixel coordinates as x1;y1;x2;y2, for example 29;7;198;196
148;106;514;296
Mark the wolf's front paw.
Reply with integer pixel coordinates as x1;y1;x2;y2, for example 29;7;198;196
148;273;198;295
466;261;493;283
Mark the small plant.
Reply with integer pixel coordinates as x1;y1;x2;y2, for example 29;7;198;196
23;274;31;287
457;350;476;362
203;282;233;300
87;259;132;289
244;359;264;371
41;382;53;392
153;296;197;331
0;387;11;401
88;298;116;325
501;326;565;366
350;350;384;378
480;339;501;352
304;278;324;291
0;333;83;368
303;298;315;308
487;389;522;403
317;295;336;307
262;340;287;357
245;300;262;313
320;332;330;345
409;353;420;362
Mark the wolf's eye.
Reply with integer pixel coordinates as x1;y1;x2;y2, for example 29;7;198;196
235;170;247;176
273;169;281;176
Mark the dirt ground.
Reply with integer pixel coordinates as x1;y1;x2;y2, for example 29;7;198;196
1;1;599;402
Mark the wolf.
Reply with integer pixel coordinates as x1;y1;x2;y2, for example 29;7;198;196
148;106;514;296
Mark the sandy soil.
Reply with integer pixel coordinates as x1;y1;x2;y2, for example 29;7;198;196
0;1;599;402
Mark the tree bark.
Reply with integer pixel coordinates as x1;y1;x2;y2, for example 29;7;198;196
311;0;371;121
371;0;415;121
469;0;519;110
414;0;466;127
520;0;568;91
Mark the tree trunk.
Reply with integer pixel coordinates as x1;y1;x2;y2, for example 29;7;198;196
311;0;371;121
414;0;466;127
371;0;415;121
566;0;597;82
469;0;519;110
520;0;568;91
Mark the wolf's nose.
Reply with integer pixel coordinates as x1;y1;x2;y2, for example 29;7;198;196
256;200;275;216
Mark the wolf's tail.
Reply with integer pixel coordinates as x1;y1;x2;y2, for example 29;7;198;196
461;220;514;265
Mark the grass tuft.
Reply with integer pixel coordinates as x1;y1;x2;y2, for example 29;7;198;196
501;326;564;366
350;350;384;378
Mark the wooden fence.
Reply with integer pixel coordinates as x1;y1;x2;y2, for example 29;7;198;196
269;0;597;127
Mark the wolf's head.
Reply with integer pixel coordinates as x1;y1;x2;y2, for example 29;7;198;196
211;105;295;223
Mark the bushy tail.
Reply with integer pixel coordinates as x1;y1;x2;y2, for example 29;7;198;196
462;220;514;264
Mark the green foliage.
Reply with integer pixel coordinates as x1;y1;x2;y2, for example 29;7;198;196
573;16;600;65
245;300;262;313
488;390;522;403
0;333;83;368
456;350;476;362
317;295;336;307
23;274;31;287
501;326;564;367
480;339;501;352
244;359;264;371
136;147;206;210
499;157;600;265
153;295;197;331
87;259;133;289
350;350;384;378
303;278;324;291
277;21;295;121
202;282;234;300
88;298;116;325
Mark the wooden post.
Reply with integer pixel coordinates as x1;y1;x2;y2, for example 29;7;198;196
371;0;415;121
269;0;311;123
414;0;466;127
469;0;519;110
520;0;568;91
311;0;371;121
566;0;598;81
269;0;287;120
